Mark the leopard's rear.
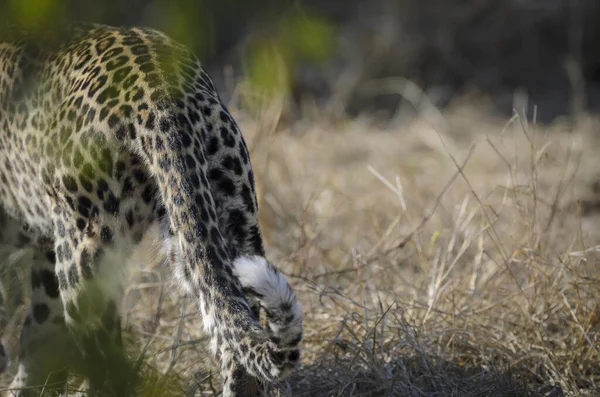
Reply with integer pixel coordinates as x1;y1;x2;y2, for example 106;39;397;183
0;23;302;397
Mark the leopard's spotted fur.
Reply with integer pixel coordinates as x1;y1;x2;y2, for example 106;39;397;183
0;23;302;397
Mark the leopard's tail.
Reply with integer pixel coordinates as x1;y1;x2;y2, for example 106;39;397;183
232;255;303;349
131;102;301;382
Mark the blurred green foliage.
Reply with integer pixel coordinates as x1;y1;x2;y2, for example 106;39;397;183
150;0;215;59
282;10;335;63
5;0;65;29
242;8;335;110
1;0;336;108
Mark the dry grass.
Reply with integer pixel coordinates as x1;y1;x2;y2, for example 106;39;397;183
240;98;600;397
2;93;600;397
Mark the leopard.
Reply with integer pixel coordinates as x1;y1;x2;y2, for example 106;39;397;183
0;22;303;397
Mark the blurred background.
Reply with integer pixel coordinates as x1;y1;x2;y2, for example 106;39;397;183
3;0;600;124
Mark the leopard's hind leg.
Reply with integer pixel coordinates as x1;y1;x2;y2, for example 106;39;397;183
5;237;75;397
